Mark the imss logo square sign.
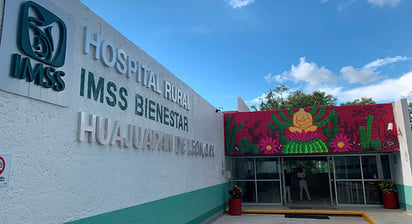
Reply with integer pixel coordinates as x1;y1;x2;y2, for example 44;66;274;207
18;1;67;68
0;0;74;106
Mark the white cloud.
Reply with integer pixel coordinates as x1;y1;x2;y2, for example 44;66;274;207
367;0;401;7
318;86;344;96
337;0;400;11
340;56;409;84
264;72;289;83
225;0;255;9
337;71;412;102
340;66;377;83
247;93;267;105
264;57;337;87
287;57;338;86
252;71;412;106
364;56;408;69
338;0;356;11
259;55;411;105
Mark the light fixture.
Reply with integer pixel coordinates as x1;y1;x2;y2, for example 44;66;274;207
387;123;393;131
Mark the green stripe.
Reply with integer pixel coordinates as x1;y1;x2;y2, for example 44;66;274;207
396;184;412;211
66;183;230;224
187;204;225;224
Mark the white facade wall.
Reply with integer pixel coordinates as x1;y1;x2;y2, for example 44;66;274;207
392;99;412;186
0;0;225;223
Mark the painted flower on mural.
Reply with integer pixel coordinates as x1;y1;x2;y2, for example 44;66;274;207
330;133;353;152
258;136;279;154
288;130;319;141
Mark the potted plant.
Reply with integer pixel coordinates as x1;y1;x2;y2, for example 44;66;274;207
228;185;243;215
378;180;398;209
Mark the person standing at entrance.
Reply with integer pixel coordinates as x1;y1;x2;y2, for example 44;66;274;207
298;168;311;201
284;169;292;202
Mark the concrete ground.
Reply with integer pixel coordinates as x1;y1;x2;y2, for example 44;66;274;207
210;205;412;224
214;213;367;224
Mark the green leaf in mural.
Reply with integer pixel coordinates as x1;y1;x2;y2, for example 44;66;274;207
267;122;276;130
225;115;243;155
312;107;327;122
238;137;259;154
359;115;381;151
319;110;340;146
279;110;293;123
370;139;382;151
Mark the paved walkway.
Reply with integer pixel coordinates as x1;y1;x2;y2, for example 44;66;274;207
211;206;412;224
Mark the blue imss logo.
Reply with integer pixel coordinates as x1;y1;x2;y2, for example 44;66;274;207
19;1;67;67
10;1;67;91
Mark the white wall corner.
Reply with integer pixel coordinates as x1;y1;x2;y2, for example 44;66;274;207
393;99;412;186
237;97;250;112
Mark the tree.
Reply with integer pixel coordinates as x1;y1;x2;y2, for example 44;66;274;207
285;90;336;109
341;97;375;106
408;103;412;128
256;85;337;111
257;84;289;111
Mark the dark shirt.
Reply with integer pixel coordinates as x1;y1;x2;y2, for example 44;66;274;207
285;173;292;186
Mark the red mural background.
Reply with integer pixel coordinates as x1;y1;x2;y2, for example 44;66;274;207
224;103;399;156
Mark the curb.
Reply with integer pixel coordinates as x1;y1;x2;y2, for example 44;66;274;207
225;209;376;224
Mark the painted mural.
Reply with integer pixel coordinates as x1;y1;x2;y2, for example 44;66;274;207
224;103;400;156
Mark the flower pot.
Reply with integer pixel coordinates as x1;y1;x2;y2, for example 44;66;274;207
228;198;242;215
383;192;398;209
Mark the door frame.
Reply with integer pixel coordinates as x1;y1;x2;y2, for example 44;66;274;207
281;156;335;206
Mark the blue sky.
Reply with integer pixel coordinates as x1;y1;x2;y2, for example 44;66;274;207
80;0;412;111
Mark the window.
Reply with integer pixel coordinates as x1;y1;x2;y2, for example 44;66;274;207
335;156;361;179
362;156;378;179
233;158;255;180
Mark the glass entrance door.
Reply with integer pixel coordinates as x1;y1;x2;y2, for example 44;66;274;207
255;158;281;203
230;154;392;207
282;157;332;207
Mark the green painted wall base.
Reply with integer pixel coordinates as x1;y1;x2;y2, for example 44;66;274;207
66;183;230;224
396;184;412;211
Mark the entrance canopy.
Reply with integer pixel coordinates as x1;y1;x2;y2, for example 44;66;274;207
224;103;399;156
